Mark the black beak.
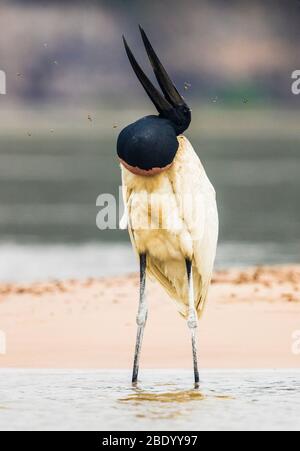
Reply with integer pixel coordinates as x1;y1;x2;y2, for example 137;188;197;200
138;26;185;107
123;26;191;131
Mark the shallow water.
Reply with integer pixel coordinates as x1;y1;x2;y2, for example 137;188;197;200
0;370;299;431
1;241;299;283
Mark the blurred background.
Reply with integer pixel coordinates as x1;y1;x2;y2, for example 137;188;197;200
0;0;299;281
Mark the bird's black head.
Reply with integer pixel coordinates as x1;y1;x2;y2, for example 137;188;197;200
117;26;192;176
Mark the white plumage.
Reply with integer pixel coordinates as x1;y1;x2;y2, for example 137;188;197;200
119;26;219;384
121;135;219;319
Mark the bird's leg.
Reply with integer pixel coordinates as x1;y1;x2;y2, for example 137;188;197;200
186;259;200;388
132;253;147;385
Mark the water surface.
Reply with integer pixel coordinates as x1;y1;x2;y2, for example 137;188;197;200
0;370;299;431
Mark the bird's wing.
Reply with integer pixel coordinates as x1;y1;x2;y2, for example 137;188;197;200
121;166;186;316
121;163;190;316
147;136;219;317
172;136;219;316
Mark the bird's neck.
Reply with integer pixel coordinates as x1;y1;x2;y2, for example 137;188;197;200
120;135;188;193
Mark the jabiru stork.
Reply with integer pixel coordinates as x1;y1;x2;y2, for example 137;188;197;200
117;26;219;387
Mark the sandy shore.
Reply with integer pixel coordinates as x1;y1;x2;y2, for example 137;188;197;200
0;266;299;369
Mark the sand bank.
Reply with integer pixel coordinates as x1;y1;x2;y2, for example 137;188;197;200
0;266;299;368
